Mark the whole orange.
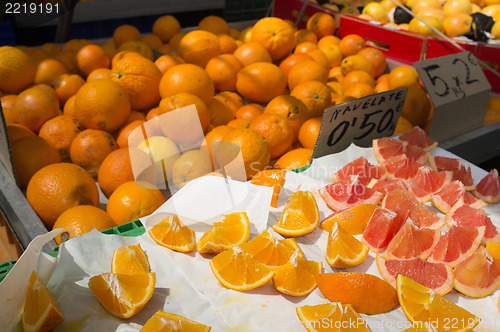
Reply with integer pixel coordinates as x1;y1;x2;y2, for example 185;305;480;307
76;44;111;77
317;35;341;48
214;91;245;115
159;63;215;105
116;120;145;148
177;30;221;67
117;41;154;61
54;49;79;74
306;12;336;39
298;117;322;150
294;42;318;55
205;54;244;92
318;43;343;68
26;163;99;228
153;15;181;43
401;85;432;127
251;17;296;61
63;95;76;117
236;62;287;103
73;79;131;132
287;59;328;90
290;80;332;118
344;82;375;99
6;123;35;143
11;135;61;188
208;97;235;126
294;29;318;45
278;53;313;78
113;24;141;48
0;94;17;109
86;67;112;81
172;148;214;188
141;34;163;51
38;115;84;162
34;58;69;85
227;118;251;129
52;205;115;244
306;49;330;69
0;46;36;93
41;42;63;56
443;13;473;37
106;181;165;226
14;85;60;132
168;31;187;48
70;129;118;177
198;15;230;35
52;73;85;106
388;66;421;89
235;103;264;121
250;113;294;159
218;34;238;54
274;148;313;170
339;34;366;57
154;54;184;75
343;70;376;87
265;94;311;143
98;147;158;198
340;54;375;77
357;47;387;78
233;42;272;67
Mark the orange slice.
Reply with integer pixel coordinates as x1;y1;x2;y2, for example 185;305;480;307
320;203;377;234
88;272;156;319
241;229;304;269
22;270;64;332
149;214;196;252
280;237;305;257
296;303;371;332
272;250;322;296
272;191;319;237
397;275;480;331
209;246;275;291
197;212;250;254
315;272;399;315
326;223;369;268
486;241;500;260
111;243;151;275
250;169;287;208
140;310;211;331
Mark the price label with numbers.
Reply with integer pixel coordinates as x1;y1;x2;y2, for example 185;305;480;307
414;52;491;141
313;88;407;158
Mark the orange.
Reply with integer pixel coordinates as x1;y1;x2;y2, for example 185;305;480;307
98;147;158;198
388;65;421;89
274;148;313;170
409;15;444;36
101;39;117;59
207;97;235;126
38;114;84;162
63;39;93;52
394;115;414;134
397;275;480;331
116;120;145;148
136;135;180;184
328;65;344;84
197;212;250;254
146;107;159;120
227;118;250;129
52;73;85;106
278;53;313;78
141;33;163;51
287;59;328;90
154;54;184;75
0;93;16;109
198;15;230;35
343;70;375;88
52;205;115;244
153;15;181;42
113;24;141;48
141;310;211;331
106;181;165;226
236;62;287;103
172;148;213;188
209;246;274;290
158;92;211;144
205;125;233;145
305;49;330;69
88;272;156;319
443;13;473;37
112;54;162;110
218;34;238;54
326;223;369;268
62;95;76;117
157;43;174;55
73;79;131;132
239;26;253;43
168;31;187;49
214;91;245;115
54;49;79;74
340;54;375;77
273;252;322;297
13;85;60;133
293;41;318;55
316;272;399;315
11;135;61;188
362;2;389;23
26;163;99;228
23;46;50;67
401;85;432;127
6;123;35;143
294;29;318;45
250;169;287;208
318;43;343;68
76;44;110;77
235;103;264;121
326;81;346;100
298;117;322;150
265;94;310;143
375;76;390;93
126;110;146;124
34;58;69;85
177;30;221;67
290;80;332;118
344;82;375;99
272;191;319;237
111;50;143;68
251;17;295;61
416;7;448;21
412;0;442;13
22;271;64;332
296;303;370;332
149;214;196;252
159;63;215;105
339;34;366;56
443;0;473;15
306;12;336;39
205;54;243;92
317;35;341;48
111;243;150;275
41;42;63;56
117;41;154;61
357;47;387;78
233;42;272;67
0;46;36;93
250;113;294;159
86;67;112;81
216;127;270;179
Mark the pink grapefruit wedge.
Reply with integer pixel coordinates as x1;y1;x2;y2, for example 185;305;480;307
428;155;475;191
373;137;406;163
382;155;422;181
404;144;429;165
410;166;453;194
432;181;486;213
473;169;500;203
398;126;438;151
361;207;407;252
333;157;387;186
367;178;407;198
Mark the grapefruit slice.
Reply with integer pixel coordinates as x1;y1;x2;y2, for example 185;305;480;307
362;207;406;252
427;225;485;268
382;188;444;230
432;181;486;213
382;155;422;181
429;155;475;191
454;246;500;298
318;176;383;212
404;144;429;165
410;167;453;194
398;126;438;151
332;156;387;186
463;192;487;209
407;180;432;202
376;255;453;295
446;198;500;244
383;218;440;260
473;169;500;203
367;178;407;198
373;136;406;163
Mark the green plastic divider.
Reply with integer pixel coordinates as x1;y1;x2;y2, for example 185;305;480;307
292;164;311;173
0;219;145;282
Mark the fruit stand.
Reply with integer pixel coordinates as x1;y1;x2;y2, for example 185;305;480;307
1;0;500;330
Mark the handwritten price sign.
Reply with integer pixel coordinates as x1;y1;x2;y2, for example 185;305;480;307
313;88;407;158
414;52;491;141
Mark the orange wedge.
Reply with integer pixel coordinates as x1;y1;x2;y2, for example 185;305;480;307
320;203;377;235
397;275;480;332
272;191;319;237
140;310;212;331
209;246;275;291
280;237;305;257
272;250;322;296
296;303;371;332
241;229;304;269
88;272;156;319
22;270;64;332
486;241;500;260
197;212;250;254
149;214;196;252
251;169;287;208
111;243;151;275
326;223;369;268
